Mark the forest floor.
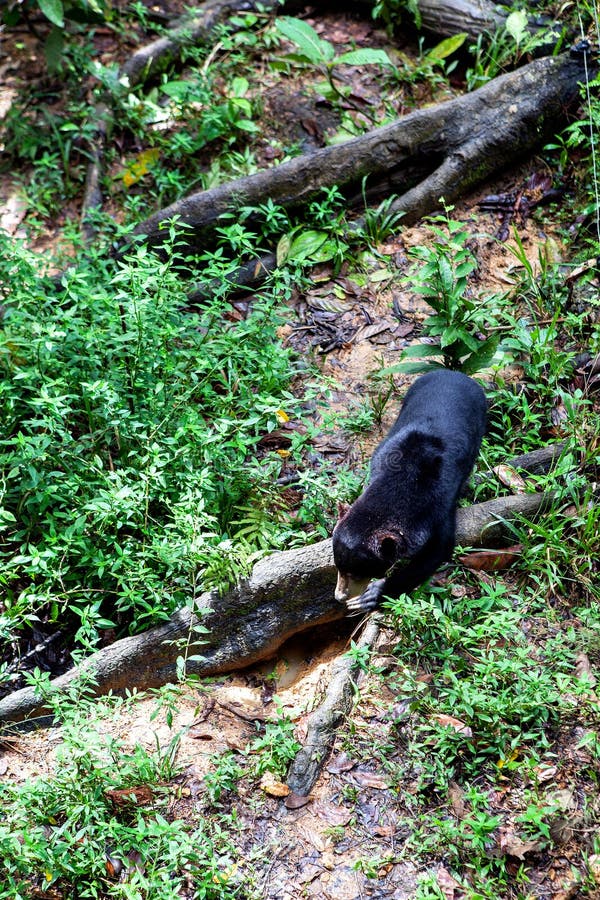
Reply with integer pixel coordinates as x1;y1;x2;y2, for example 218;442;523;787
1;4;599;899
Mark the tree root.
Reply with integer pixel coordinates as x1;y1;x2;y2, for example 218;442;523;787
0;488;563;730
286;616;382;797
166;47;593;301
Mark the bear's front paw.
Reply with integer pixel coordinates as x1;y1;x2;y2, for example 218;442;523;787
345;578;385;614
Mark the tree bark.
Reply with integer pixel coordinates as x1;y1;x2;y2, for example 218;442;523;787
0;489;559;730
133;51;592;255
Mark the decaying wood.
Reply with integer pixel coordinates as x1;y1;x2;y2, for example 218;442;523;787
0;489;560;730
417;0;505;37
287;616;382;797
137;51;591;256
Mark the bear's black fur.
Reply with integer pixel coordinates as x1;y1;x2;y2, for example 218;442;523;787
332;370;487;613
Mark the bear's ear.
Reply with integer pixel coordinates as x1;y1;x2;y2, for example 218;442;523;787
337;501;351;522
368;529;405;563
417;440;443;482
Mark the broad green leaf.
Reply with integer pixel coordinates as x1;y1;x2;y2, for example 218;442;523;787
456;260;476;277
389;360;444;375
276;234;292;266
460;332;484;353
287;229;329;262
37;0;64;27
230;76;250;97
305;237;343;264
399;342;444;359
439;326;462;349
336;48;393;67
426;33;468;61
275;17;334;65
461;336;500;374
505;10;528;45
235;119;259;133
161;80;191;100
438;256;454;294
44;26;64;71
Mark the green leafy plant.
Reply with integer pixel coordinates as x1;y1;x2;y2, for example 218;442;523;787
2;0;111;70
383;579;576;788
0;223;308;656
465;14;564;91
558;74;600;238
0;688;240;899
276;185;350;269
360;187;405;246
372;0;421;32
390;33;468;88
387;215;504;375
273;16;393;110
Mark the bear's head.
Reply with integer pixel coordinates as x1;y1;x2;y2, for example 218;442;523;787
332;503;409;603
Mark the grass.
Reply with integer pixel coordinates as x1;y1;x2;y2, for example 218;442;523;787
0;2;600;898
0;687;243;900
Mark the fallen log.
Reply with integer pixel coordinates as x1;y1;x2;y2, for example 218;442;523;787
133;50;592;254
471;440;568;490
0;489;558;730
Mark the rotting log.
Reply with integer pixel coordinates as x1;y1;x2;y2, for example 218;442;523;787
417;0;506;38
135;49;593;257
0;489;559;730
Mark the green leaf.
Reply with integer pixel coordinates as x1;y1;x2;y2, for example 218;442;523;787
460;336;500;374
399;342;444;358
287;229;329;262
387;360;444;375
439;326;463;349
276;234;292;266
438;256;454;294
275;17;334;65
37;0;64;27
230;76;250;98
235;119;259;133
44;25;64;70
161;80;190;100
505;10;529;45
425;33;468;61
336;48;393;67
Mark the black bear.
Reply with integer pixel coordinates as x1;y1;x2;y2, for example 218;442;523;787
332;370;487;613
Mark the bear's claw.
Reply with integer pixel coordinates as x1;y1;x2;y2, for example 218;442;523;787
345;578;385;613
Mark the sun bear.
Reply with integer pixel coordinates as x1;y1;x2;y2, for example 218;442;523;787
332;370;487;613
